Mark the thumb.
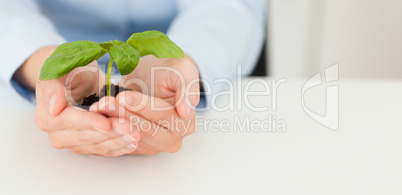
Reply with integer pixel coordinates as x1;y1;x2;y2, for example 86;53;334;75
172;66;200;118
37;79;68;116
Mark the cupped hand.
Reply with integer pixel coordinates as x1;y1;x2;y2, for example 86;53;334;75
89;91;197;155
13;46;133;156
118;55;201;118
88;55;201;155
35;60;140;157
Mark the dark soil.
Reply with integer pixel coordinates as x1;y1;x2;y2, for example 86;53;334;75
78;84;130;110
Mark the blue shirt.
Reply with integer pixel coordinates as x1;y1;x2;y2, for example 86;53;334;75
0;0;266;105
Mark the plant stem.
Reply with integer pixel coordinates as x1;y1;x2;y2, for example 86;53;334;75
106;56;114;96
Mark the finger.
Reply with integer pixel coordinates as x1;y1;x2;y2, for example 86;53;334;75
89;95;133;124
116;91;195;136
88;96;117;113
35;81;79;132
94;108;164;145
97;93;190;152
37;79;67;116
116;91;178;122
128;142;162;155
116;91;196;136
171;61;200;118
68;117;140;155
69;133;138;156
36;104;112;132
109;117;141;141
103;146;138;157
119;110;185;152
90;101;180;152
47;129;118;149
46;113;140;149
67;117;141;154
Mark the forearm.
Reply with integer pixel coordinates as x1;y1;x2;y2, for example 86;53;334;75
13;46;57;90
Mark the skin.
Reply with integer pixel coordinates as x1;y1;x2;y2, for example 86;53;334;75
13;46;200;156
90;55;200;155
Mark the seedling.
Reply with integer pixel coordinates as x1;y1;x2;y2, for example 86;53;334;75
39;30;184;96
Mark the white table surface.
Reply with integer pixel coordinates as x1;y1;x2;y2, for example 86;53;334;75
1;78;401;195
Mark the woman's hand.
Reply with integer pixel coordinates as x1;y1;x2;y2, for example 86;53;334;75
14;46;140;157
119;55;201;118
35;63;141;157
88;55;201;155
89;91;197;155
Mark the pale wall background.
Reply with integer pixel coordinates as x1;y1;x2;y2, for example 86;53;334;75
267;0;402;78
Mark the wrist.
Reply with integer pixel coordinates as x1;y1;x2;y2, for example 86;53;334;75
13;46;58;90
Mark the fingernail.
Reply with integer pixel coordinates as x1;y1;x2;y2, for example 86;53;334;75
99;102;106;110
49;94;57;115
123;135;137;143
94;126;108;134
89;105;98;112
126;144;136;149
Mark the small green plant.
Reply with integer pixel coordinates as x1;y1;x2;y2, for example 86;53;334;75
39;30;184;96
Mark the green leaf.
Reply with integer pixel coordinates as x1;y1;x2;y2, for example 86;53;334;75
126;30;185;58
101;40;140;75
39;41;106;80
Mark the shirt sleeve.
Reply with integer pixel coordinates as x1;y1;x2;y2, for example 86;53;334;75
167;0;266;109
0;0;65;102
